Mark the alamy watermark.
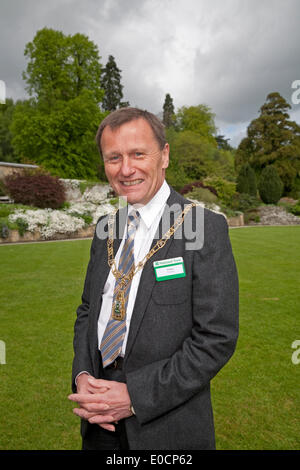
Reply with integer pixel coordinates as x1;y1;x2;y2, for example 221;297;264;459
291;340;300;365
95;198;205;251
0;340;6;364
0;80;6;104
291;80;300;105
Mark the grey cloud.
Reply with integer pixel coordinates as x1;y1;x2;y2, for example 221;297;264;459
1;0;300;146
191;0;300;125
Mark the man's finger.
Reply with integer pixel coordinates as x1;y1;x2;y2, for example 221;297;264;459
87;377;112;388
73;407;98;420
88;414;115;425
99;423;116;432
82;402;110;412
88;386;109;394
68;393;107;403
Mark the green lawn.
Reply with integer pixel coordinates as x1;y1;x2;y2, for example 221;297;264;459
0;226;299;450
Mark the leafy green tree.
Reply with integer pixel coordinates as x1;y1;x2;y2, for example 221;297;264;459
101;55;127;111
0;98;18;162
168;130;216;182
235;92;300;193
166;129;235;190
165;105;236;190
163;93;175;128
236;163;257;196
11;91;104;179
23;28;103;107
258;165;283;204
11;28;106;178
175;105;217;145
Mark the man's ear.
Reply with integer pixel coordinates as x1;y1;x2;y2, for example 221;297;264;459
162;143;170;169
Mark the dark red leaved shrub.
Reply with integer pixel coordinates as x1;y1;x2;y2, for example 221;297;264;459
179;181;218;197
4;170;66;209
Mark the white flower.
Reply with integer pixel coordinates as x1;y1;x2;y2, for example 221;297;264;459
92;203;115;224
59;178;82;189
65;200;115;223
9;208;85;239
82;185;111;204
67;202;96;215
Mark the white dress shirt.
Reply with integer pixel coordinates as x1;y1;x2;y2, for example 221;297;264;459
97;180;171;355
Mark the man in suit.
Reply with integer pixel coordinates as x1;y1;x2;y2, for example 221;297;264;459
68;107;239;450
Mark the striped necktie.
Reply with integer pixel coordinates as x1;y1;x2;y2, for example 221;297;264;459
100;210;140;368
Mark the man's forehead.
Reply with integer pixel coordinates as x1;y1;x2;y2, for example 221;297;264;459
101;118;157;147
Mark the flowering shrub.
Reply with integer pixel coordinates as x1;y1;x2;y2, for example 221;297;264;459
66;201;115;224
9;209;85;239
2;179;117;240
4;170;66;209
8;201;115;239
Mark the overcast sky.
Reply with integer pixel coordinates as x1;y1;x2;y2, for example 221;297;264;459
1;0;300;146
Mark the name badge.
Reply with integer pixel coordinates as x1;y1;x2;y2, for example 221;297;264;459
153;257;186;282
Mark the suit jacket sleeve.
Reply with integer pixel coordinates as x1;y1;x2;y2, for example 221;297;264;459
71;231;97;392
126;211;239;424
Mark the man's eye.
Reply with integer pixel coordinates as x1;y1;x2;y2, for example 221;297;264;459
135;152;144;157
107;155;121;162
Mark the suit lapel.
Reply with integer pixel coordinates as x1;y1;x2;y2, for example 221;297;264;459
124;188;184;363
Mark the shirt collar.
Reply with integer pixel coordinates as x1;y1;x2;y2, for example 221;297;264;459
128;180;170;229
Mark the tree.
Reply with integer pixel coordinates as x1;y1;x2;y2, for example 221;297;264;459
11;28;106;178
175;105;217;145
162;93;175;128
101;55;127;111
0;98;18;162
165;105;236;190
236;163;257;196
166;129;235;190
258;165;283;204
23;28;104;107
235;92;300;193
216;134;233;151
11;91;104;179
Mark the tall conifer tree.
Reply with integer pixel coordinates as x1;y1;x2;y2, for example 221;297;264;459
163;93;175;128
101;55;126;111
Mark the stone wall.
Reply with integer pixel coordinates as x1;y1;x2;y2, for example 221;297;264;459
227;213;244;227
0;162;38;181
0;225;95;244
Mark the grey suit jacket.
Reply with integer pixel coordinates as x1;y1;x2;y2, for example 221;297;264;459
72;187;239;450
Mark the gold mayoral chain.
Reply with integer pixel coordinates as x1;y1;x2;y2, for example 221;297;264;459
107;202;197;321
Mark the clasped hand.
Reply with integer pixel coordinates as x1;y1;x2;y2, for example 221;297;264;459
68;374;133;432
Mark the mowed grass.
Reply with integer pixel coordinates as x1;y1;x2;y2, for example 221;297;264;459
0;240;90;450
212;226;300;450
0;226;299;450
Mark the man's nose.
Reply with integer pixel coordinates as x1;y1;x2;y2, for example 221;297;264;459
120;155;135;176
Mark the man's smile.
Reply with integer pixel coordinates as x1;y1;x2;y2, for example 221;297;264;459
121;179;144;186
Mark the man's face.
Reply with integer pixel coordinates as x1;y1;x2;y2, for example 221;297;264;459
101;118;169;205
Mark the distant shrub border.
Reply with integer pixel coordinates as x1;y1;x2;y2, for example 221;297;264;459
4;170;66;209
180;181;218;197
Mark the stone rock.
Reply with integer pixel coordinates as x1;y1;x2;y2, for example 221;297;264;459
82;184;111;204
251;205;300;225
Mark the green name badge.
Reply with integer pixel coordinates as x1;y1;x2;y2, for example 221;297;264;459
153;257;186;282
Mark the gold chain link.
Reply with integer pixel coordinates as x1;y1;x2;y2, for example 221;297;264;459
107;203;197;294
